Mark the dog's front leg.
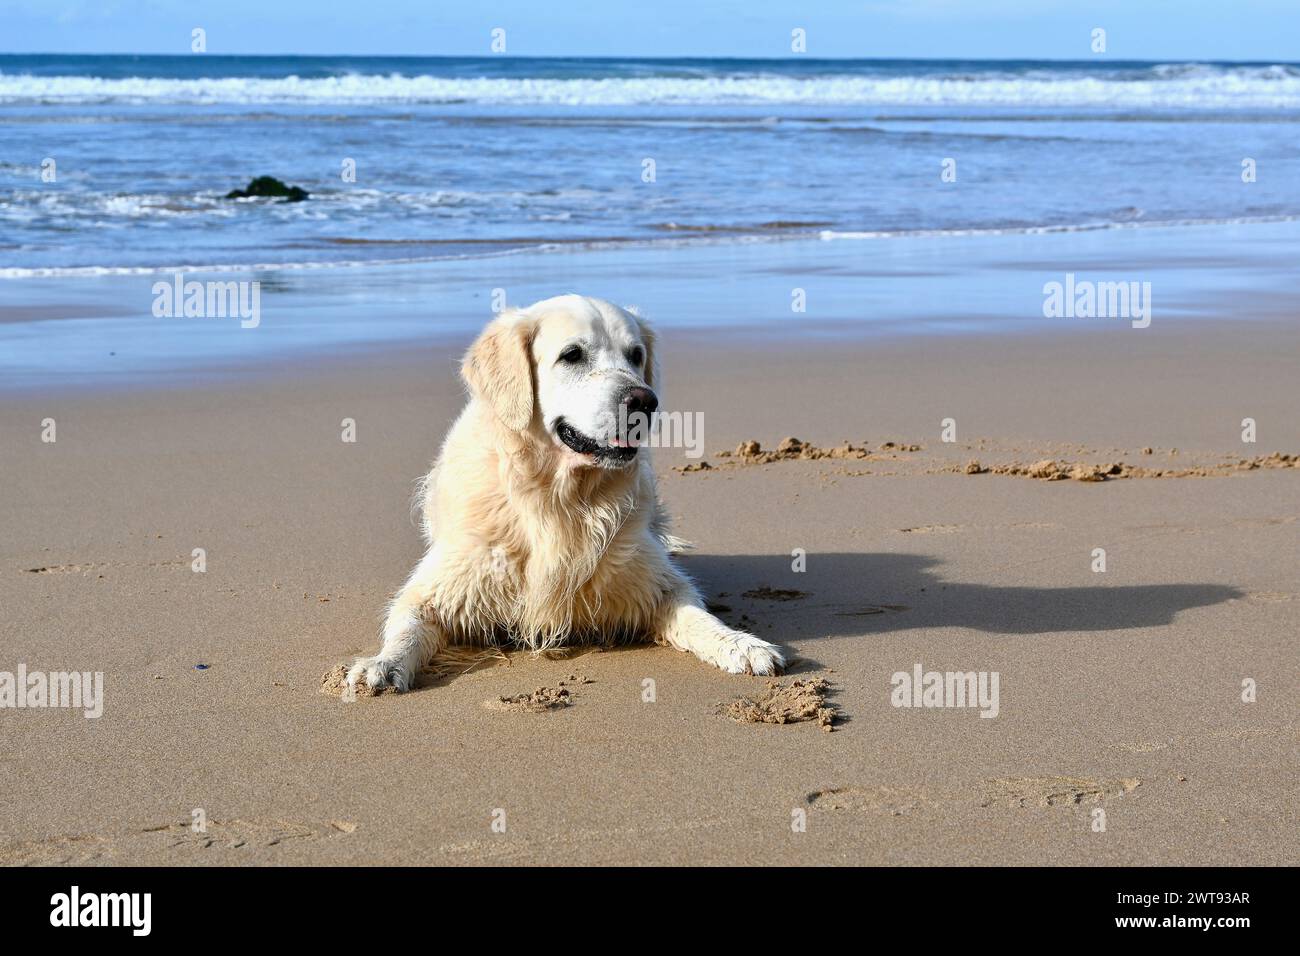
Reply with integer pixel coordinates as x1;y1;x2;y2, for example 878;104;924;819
656;580;785;676
347;550;444;693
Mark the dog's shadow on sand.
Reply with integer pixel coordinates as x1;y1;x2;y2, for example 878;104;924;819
677;552;1243;639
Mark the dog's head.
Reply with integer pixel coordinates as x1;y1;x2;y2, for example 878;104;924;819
462;295;659;470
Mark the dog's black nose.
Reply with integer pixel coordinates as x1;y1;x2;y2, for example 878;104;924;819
621;386;658;417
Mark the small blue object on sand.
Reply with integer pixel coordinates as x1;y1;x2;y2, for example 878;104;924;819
194;664;210;670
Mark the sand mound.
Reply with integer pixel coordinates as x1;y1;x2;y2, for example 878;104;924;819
724;678;837;731
486;673;591;712
724;437;918;463
672;437;1299;482
676;437;922;473
485;686;572;713
977;452;1299;482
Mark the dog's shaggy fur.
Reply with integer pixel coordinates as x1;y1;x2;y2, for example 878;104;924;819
348;295;784;693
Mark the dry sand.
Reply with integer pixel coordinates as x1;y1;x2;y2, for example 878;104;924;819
1;320;1296;865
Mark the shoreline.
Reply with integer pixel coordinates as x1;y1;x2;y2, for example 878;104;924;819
3;218;1300;393
5;213;1298;281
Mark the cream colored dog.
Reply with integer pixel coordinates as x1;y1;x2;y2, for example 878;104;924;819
347;294;784;693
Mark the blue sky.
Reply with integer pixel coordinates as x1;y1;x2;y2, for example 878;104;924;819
3;0;1298;60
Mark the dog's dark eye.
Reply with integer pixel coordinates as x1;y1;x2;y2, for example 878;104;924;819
559;345;585;364
627;347;644;367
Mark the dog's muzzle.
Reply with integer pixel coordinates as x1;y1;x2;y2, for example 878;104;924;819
555;418;639;463
554;385;658;465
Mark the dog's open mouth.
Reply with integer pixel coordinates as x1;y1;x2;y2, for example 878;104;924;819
555;419;638;464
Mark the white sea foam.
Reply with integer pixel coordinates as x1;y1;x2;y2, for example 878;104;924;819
0;186;564;216
818;214;1300;241
3;65;1300;108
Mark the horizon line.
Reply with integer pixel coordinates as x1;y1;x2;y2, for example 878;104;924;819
2;52;1298;65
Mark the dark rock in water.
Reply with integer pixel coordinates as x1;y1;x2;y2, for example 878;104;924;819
225;176;309;203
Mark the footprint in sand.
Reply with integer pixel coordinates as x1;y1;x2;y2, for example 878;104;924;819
24;562;111;574
834;604;908;616
1244;590;1295;603
741;586;809;601
805;777;1141;817
0;818;358;864
146;818;359;850
1113;740;1172;754
24;559;189;574
807;785;931;816
979;776;1140;809
0;834;114;866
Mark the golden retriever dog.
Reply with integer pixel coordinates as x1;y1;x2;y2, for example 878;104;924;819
347;294;785;693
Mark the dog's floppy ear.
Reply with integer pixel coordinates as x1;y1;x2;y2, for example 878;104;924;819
626;305;660;390
461;313;536;432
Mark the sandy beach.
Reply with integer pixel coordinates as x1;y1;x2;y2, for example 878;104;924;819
3;37;1298;875
2;246;1296;863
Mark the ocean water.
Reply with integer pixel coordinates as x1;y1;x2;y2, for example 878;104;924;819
3;55;1300;275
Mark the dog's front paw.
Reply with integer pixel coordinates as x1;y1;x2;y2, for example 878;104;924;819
713;633;786;676
346;655;413;694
